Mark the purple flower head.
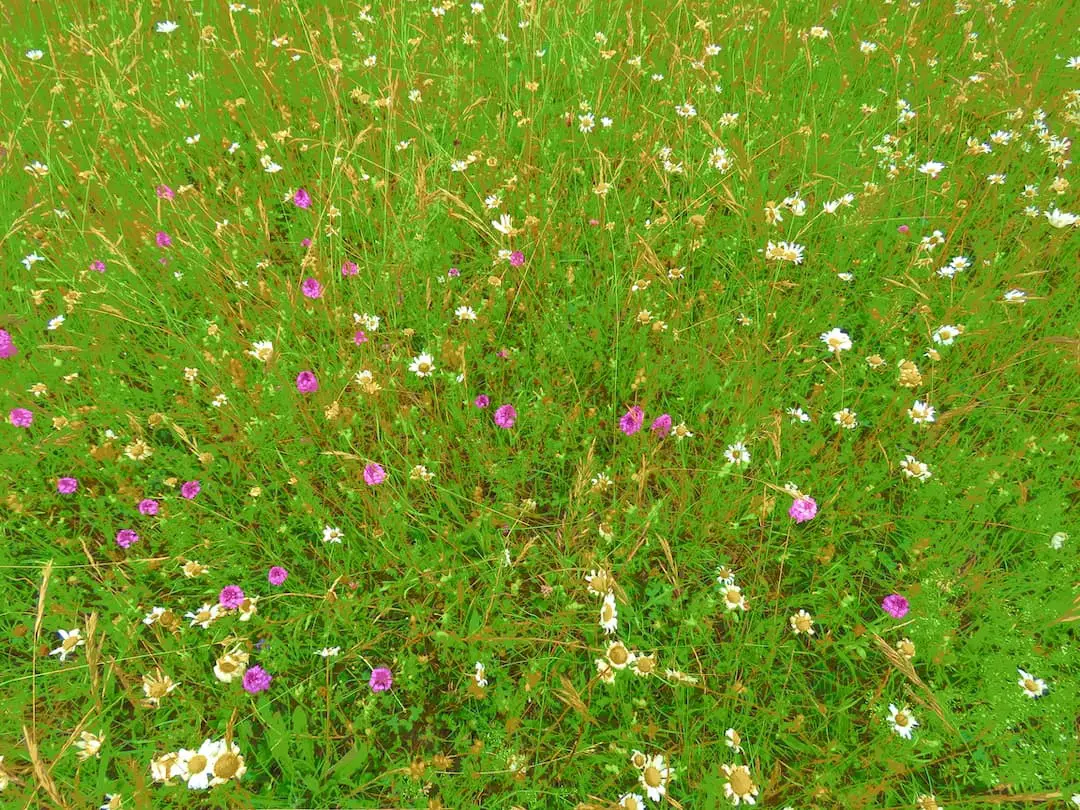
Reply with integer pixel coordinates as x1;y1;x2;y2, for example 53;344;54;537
180;480;201;499
882;594;910;618
296;371;318;394
619;406;644;436
789;497;818;523
116;529;139;549
353;330;367;345
293;188;312;209
301;277;323;299
650;414;672;438
369;667;393;692
9;408;33;428
155;231;172;248
268;566;288;586
219;585;245;609
363;463;386;486
89;260;106;273
341;261;359;277
155;184;175;200
242;665;272;694
0;330;18;360
474;394;490;409
301;237;312;248
589;218;600;226
494;404;517;428
57;477;78;494
138;498;159;516
448;267;460;278
897;224;910;234
509;250;525;267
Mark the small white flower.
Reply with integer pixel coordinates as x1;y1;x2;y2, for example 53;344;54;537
50;628;85;661
599;592;618;634
1016;668;1049;698
918;161;945;178
1045;208;1078;228
47;314;65;331
246;341;274;362
26;49;44;60
473;661;488;688
409;352;436;378
900;454;932;481
820;328;852;353
455;305;477;322
1049;531;1069;550
932;324;963;345
724;442;751;465
22;253;46;269
887;703;918;739
907;400;936;424
322;526;344;544
317;646;342;658
787;406;811;423
156;20;179;33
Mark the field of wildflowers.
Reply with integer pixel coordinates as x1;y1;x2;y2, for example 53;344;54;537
2;0;1079;808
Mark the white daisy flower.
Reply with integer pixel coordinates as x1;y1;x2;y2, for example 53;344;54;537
409;353;436;377
50;628;85;661
1017;668;1049;698
177;740;218;790
820;327;853;353
599;592;618;634
639;754;671;803
887;703;918;739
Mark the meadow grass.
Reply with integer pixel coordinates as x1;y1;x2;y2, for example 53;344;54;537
1;0;1079;808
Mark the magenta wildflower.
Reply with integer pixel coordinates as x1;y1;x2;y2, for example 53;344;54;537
301;277;323;299
180;480;201;499
219;585;245;609
155;184;175;200
789;497;818;523
882;594;910;618
155;231;172;248
341;261;359;277
589;218;600;226
619;406;644;436
116;529;139;549
0;330;18;360
897;224;910;234
494;404;517;428
369;667;393;692
57;477;78;494
293;188;312;209
89;260;106;273
363;463;386;486
9;408;33;428
448;267;460;278
296;371;318;393
268;566;288;586
650;414;672;438
242;665;272;694
138;498;159;516
509;250;525;267
474;394;490;409
301;237;312;248
354;330;367;345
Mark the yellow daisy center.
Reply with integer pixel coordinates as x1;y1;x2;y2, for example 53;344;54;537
214;752;241;779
